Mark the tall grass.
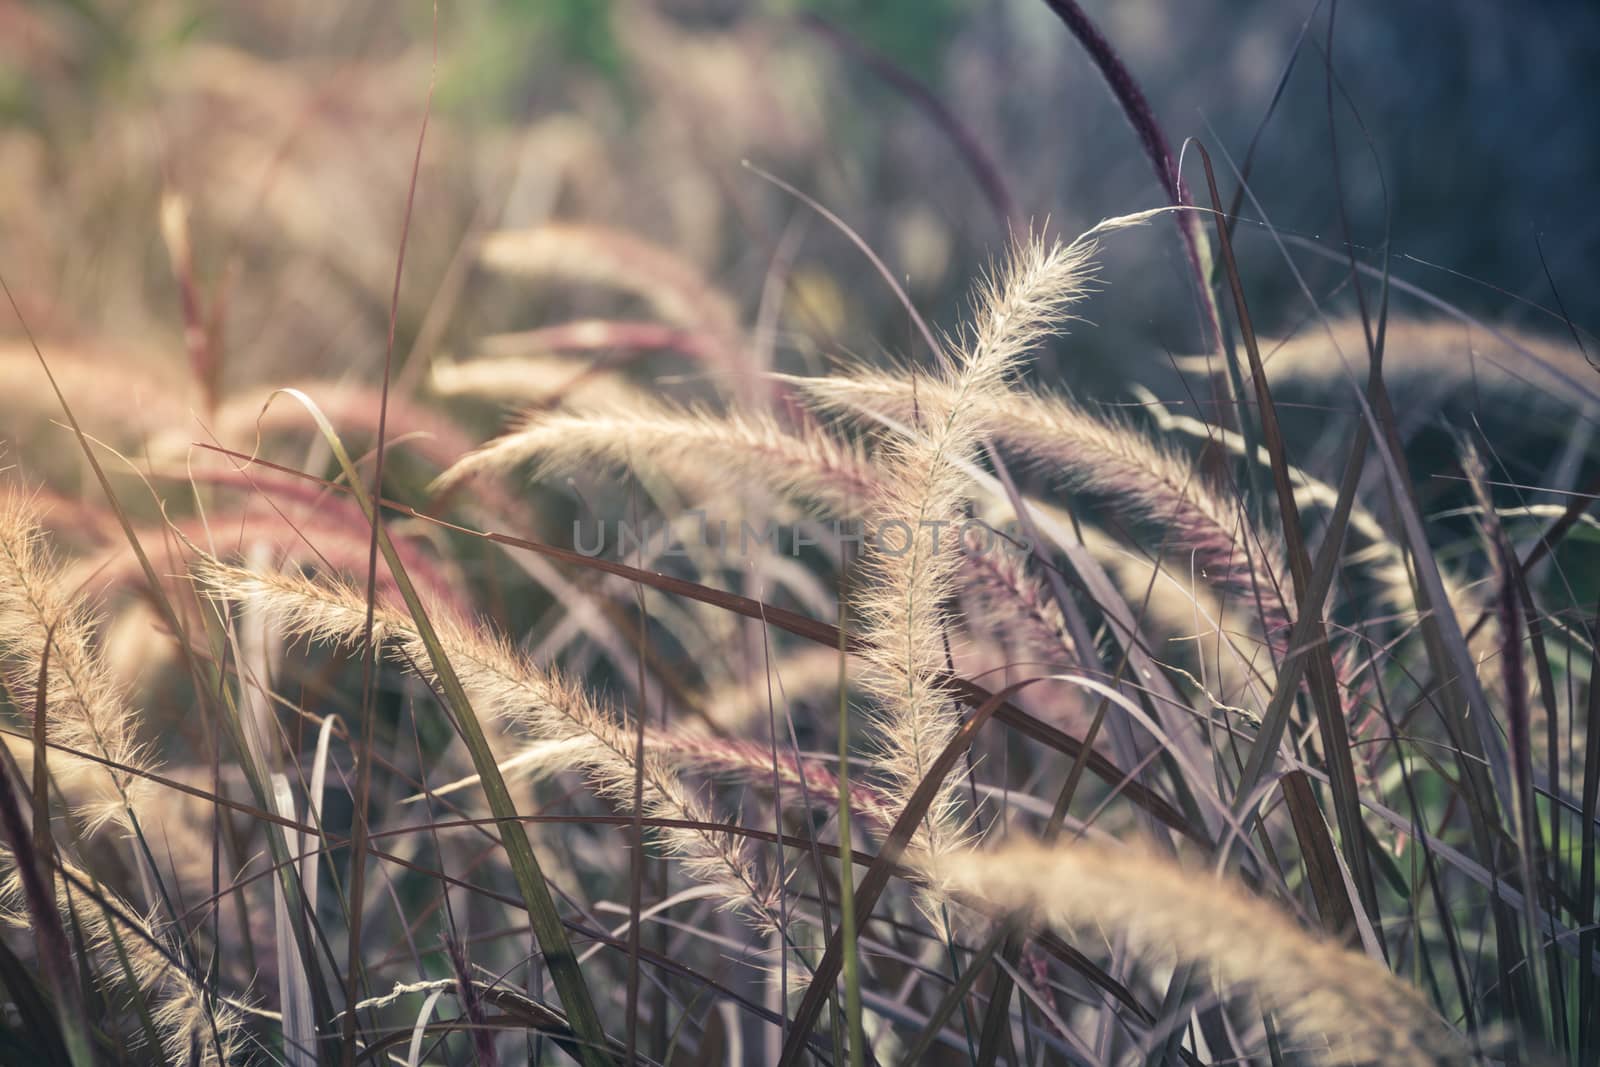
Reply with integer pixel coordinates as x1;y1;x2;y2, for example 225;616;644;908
0;3;1594;1066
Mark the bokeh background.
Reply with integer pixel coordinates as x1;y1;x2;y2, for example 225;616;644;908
4;0;1594;388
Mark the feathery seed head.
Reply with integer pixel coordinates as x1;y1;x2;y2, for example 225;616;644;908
0;496;156;835
944;839;1470;1067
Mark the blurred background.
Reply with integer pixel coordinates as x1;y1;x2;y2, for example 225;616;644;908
2;0;1596;521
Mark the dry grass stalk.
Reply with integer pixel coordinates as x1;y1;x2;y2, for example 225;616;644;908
0;499;245;1062
942;838;1470;1067
437;235;1103;900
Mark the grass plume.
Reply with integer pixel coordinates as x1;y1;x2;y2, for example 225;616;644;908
942;837;1472;1066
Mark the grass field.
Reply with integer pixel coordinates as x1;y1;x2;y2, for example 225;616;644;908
0;2;1596;1064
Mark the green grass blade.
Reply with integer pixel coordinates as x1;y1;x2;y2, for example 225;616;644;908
274;389;611;1067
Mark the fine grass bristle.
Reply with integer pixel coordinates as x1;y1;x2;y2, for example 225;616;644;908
429;399;875;513
798;369;1298;654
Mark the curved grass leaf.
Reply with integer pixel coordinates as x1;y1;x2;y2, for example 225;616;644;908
269;389;611;1067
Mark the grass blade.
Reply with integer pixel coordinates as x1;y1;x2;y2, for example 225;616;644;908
1195;143;1381;932
1578;596;1600;1060
1279;770;1357;940
344;12;437;1058
0;651;92;1067
775;680;1038;1067
0;934;74;1066
271;389;612;1067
